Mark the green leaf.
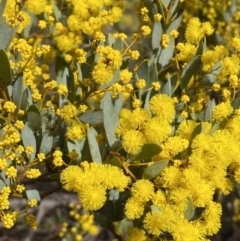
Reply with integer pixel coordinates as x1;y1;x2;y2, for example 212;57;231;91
79;109;103;125
81;138;92;162
53;3;61;21
26;104;42;132
198;99;215;122
133;144;162;161
151;205;160;212
66;67;75;103
0;0;7;16
231;98;240;110
0;49;12;86
87;127;102;164
113;38;123;52
144;89;152;116
67;138;86;162
152;21;162;50
108;33;115;47
189;123;202;140
109;157;122;168
142;160;169;179
184;197;195;220
144;0;157;22
40;133;53;155
21;125;36;160
26;189;41;203
0;16;17;50
158;12;183;68
101;92;119;147
114;93;123;115
180;55;202;90
12;76;27;112
162;0;171;7
161;73;178;96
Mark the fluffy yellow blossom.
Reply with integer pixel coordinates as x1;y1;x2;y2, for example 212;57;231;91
143;211;165;236
131;179;154;203
125;197;144;220
212;101;233;121
58;84;68;95
61;165;83;192
122;130;145;155
185;18;204;44
220;55;240;77
149;94;175;122
59;104;78;120
66;123;86;141
92;62;114;84
78;184;106;211
176;120;198;139
25;0;47;14
119;69;133;84
144;118;171;144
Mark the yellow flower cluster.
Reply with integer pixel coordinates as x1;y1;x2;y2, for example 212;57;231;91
116;94;175;154
61;162;131;211
93;46;123;84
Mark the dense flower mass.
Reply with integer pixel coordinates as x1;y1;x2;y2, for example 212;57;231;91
2;0;240;240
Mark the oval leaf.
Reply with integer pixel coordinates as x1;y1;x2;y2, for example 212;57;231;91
109;157;122;168
142;160;169;180
79;109;103;125
26;104;42;132
101;92;119;147
87;127;102;164
181;55;201;90
133;144;162;161
152;21;162;50
184;197;195;220
21;125;36;160
0;49;12;86
40;133;53;155
26;189;41;203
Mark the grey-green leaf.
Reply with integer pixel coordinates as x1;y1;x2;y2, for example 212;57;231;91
26;105;42;132
152;21;162;50
133;144;162;161
142;160;169;180
161;73;178;96
184;197;195;220
0;16;17;50
0;49;12;86
101;92;119;147
181;55;201;91
12;76;27;112
87;127;102;164
40;133;53;155
21;125;36;160
26;189;41;203
109;157;122;168
79;109;103;125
